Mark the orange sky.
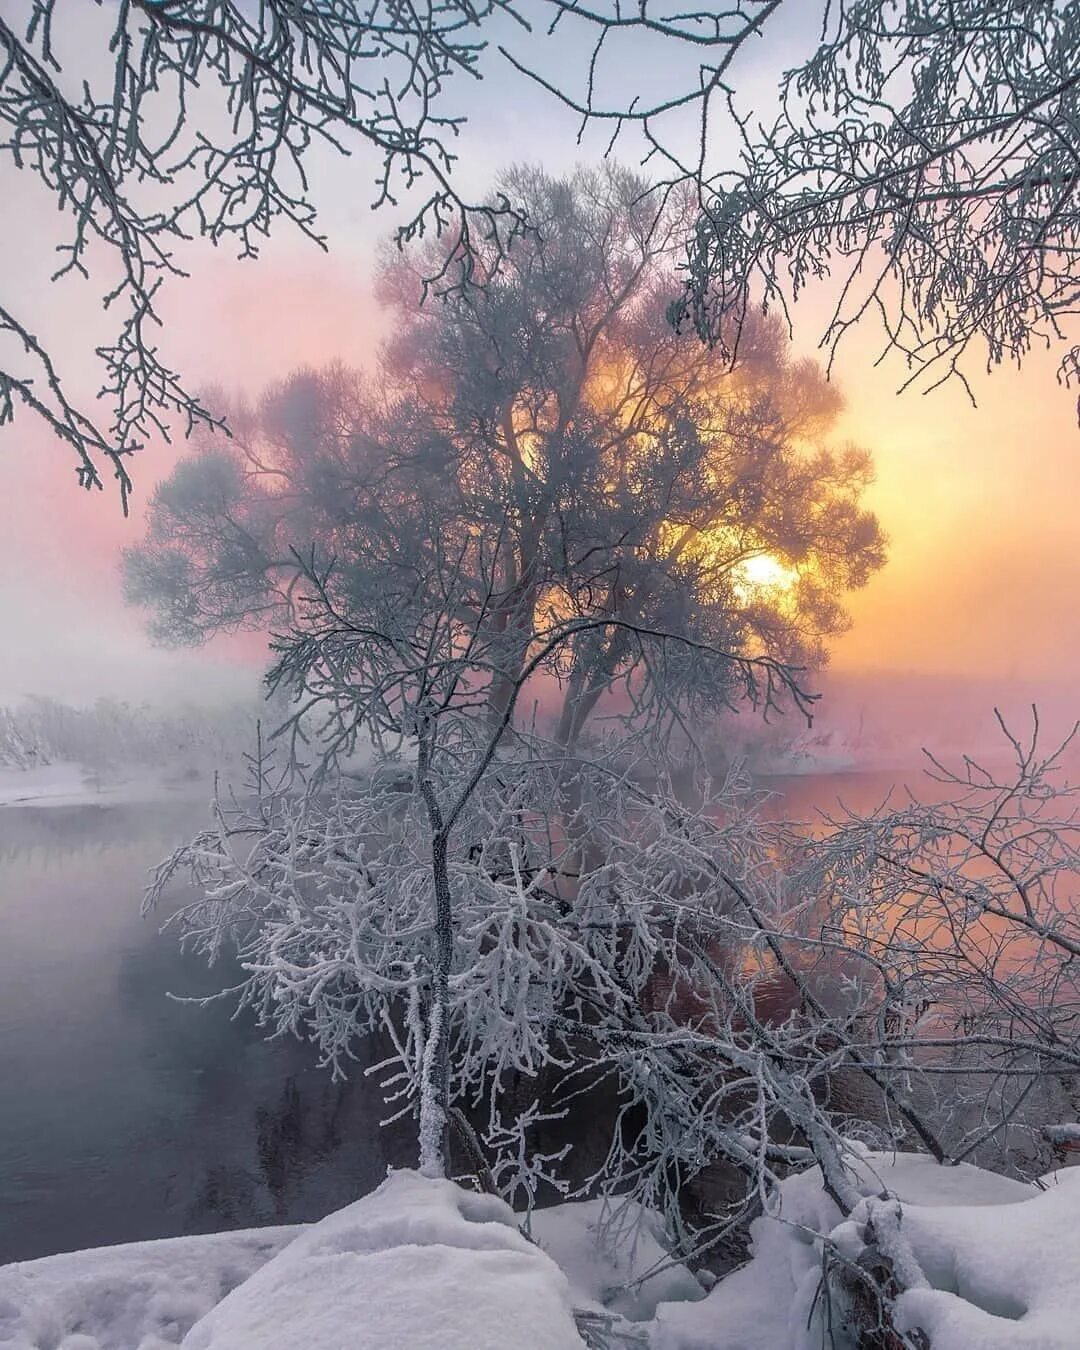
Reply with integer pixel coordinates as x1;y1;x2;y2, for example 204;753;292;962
2;228;1078;713
0;5;1077;716
825;344;1080;681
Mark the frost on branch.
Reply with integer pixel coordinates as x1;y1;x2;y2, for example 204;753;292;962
147;704;1080;1330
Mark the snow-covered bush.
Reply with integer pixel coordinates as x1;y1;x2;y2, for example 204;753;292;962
148;694;1080;1350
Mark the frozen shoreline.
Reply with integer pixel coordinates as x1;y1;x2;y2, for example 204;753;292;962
3;1158;1079;1349
0;763;213;810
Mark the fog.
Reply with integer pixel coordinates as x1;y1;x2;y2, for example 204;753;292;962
4;12;1080;1349
3;353;1077;750
1;3;1076;729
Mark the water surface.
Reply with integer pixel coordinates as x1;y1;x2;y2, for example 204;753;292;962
0;773;921;1264
0;801;411;1264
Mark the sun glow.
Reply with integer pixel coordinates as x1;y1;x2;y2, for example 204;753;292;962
736;554;798;592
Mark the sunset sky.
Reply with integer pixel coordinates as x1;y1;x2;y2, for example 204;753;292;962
1;5;1077;749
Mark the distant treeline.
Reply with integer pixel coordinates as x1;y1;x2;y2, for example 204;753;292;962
0;697;259;773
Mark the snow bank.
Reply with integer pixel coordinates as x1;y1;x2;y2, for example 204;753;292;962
6;1155;1077;1350
0;1225;301;1350
181;1170;587;1350
885;1167;1080;1350
529;1197;704;1322
651;1151;1038;1350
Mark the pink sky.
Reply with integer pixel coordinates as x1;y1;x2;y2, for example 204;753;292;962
0;7;1077;731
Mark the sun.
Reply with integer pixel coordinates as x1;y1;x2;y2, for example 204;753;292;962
736;553;798;591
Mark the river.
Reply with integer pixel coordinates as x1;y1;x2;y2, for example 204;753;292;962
0;773;913;1264
0;800;421;1265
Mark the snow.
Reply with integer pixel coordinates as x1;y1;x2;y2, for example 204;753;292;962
0;764;206;810
651;1151;1039;1350
528;1197;705;1322
0;1226;301;1350
886;1168;1080;1350
4;1156;1079;1350
181;1171;587;1350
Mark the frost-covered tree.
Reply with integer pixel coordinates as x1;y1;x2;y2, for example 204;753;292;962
664;2;1080;397
125;166;885;747
146;507;810;1180
0;0;785;505
378;166;885;744
0;695;257;774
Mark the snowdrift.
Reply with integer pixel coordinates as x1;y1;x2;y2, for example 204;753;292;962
651;1151;1078;1350
180;1171;586;1350
0;1225;301;1350
2;1156;1079;1349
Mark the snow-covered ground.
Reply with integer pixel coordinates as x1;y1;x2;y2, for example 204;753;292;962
0;764;210;810
650;1150;1045;1350
0;1225;302;1350
2;1156;1079;1349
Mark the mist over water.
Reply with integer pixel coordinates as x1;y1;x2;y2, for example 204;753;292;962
0;802;414;1264
0;766;948;1264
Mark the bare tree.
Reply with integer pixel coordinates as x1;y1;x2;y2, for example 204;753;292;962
815;713;1080;1169
493;3;1080;402
630;3;1079;400
0;0;523;505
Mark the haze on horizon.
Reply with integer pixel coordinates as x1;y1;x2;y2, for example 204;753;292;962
1;2;1077;759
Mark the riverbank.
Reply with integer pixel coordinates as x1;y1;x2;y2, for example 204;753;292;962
0;763;216;810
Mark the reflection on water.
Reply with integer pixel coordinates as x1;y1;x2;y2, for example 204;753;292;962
0;800;200;864
754;768;941;822
0;773;926;1265
0;802;414;1265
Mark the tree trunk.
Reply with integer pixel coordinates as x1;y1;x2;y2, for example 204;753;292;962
418;829;454;1176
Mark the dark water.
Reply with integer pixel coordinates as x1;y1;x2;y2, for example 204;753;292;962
0;802;414;1265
